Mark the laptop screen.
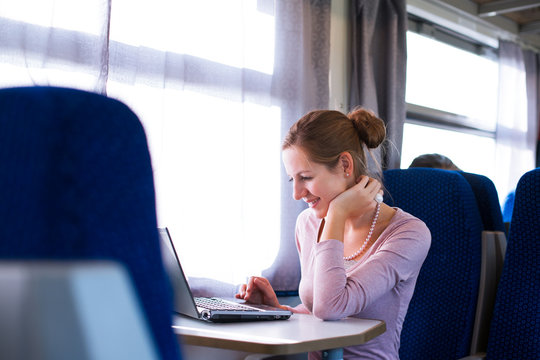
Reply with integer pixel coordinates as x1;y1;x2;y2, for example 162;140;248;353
157;227;292;322
158;228;199;318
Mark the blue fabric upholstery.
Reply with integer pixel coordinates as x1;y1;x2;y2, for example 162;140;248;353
502;190;515;224
459;172;505;233
0;86;180;360
485;168;540;360
384;168;483;360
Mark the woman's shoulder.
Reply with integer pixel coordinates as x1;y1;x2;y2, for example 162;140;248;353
384;208;431;248
295;208;322;237
389;208;429;230
297;207;317;225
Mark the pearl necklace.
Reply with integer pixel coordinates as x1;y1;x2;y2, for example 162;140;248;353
343;202;381;261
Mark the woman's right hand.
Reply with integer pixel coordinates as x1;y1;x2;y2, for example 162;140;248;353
235;276;283;309
320;176;382;244
329;175;382;219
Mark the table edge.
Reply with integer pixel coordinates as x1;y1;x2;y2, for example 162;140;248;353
175;320;386;355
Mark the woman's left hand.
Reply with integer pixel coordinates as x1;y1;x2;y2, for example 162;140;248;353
235;276;283;309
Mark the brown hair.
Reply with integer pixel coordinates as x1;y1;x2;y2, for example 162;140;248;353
282;108;386;179
409;153;461;171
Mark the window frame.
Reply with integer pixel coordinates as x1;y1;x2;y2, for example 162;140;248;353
405;15;499;145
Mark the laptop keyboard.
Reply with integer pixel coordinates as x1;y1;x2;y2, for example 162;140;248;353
195;297;255;311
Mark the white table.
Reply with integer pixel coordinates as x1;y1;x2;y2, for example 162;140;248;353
172;313;386;360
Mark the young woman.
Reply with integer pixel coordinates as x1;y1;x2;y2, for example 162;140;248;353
236;108;431;359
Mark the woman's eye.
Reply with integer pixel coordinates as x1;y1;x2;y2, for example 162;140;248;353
288;176;312;182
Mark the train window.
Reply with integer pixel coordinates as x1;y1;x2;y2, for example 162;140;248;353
0;0;107;91
401;122;496;179
402;29;498;182
405;31;498;131
106;0;280;285
0;0;103;35
0;0;281;286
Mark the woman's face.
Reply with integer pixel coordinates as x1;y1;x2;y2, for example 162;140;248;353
282;146;349;219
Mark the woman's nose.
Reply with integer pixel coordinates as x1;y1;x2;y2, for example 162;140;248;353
292;181;306;200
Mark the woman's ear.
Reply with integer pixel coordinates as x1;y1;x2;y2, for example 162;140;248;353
339;152;354;177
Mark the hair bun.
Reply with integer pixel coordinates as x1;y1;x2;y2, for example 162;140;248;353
347;108;386;149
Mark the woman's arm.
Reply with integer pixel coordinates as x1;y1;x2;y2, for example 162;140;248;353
312;221;431;320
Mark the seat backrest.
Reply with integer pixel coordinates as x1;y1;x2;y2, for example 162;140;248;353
384;168;483;360
459;172;505;233
485;168;540;360
459;172;507;354
0;261;160;360
0;86;180;360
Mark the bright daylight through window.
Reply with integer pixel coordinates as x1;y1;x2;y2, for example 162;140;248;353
0;0;281;286
108;0;281;285
402;31;499;184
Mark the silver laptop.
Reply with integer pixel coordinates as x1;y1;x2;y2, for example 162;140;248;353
158;227;292;323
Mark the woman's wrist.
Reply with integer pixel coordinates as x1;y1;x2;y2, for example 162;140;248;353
327;201;347;220
321;206;347;243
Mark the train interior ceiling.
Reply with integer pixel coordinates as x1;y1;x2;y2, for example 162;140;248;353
432;0;540;50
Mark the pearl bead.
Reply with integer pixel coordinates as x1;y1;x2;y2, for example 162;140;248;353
343;202;381;261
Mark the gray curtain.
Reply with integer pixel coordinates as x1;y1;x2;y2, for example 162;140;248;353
262;0;331;291
349;0;407;170
523;48;540;168
495;40;538;198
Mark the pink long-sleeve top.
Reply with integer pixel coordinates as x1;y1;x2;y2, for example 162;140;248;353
292;207;431;360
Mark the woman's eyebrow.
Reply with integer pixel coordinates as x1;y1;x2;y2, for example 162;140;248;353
292;170;312;177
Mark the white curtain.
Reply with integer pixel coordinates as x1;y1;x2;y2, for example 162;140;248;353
0;0;110;92
0;0;330;294
495;40;538;204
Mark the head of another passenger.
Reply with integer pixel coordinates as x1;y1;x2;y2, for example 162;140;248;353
408;153;461;171
281;108;386;219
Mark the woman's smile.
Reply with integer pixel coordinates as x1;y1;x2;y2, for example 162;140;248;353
304;197;320;208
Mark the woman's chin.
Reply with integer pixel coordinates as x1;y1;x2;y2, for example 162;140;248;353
312;207;328;219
